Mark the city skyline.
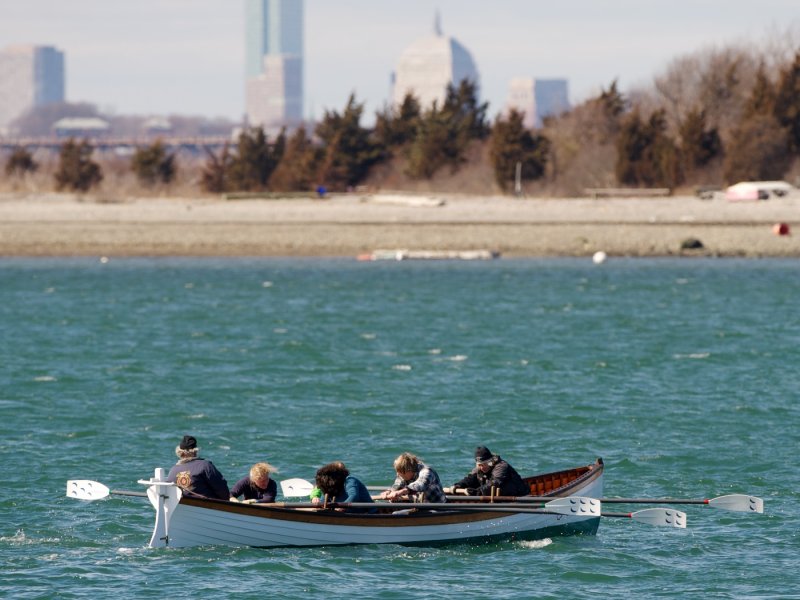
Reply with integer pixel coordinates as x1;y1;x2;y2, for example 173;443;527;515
1;1;798;123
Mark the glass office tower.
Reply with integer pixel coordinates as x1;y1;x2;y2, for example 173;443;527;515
244;0;304;130
0;44;65;134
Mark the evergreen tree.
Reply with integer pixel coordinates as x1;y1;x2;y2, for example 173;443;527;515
678;108;722;171
54;138;103;192
4;146;38;176
269;126;321;191
374;93;421;150
200;143;234;193
570;79;627;144
773;50;800;154
490;109;550;192
615;109;680;187
131;140;176;186
647;110;681;187
315;94;381;189
744;63;777;119
228;127;285;191
598;80;627;121
405;79;489;180
615;110;648;184
724;115;791;182
441;79;490;141
720;56;794;182
405;104;463;179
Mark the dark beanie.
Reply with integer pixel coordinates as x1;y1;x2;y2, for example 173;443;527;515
475;446;493;463
180;435;197;450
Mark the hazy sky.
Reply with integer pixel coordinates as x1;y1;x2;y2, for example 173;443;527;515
2;1;798;122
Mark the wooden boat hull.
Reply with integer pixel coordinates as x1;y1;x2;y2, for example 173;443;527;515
141;459;604;548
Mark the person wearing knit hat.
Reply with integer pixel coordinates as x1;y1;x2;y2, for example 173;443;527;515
474;446;493;464
166;434;230;500
450;446;530;497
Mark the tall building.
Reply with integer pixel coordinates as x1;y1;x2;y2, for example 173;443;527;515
0;44;64;135
245;0;304;132
392;14;479;109
506;78;570;128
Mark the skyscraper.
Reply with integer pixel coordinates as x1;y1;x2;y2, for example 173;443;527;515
0;44;65;135
392;14;479;109
245;0;304;132
506;78;570;129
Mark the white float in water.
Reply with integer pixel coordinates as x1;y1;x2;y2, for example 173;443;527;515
592;251;607;264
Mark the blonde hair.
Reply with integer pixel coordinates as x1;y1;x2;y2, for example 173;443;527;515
393;452;419;474
250;462;277;479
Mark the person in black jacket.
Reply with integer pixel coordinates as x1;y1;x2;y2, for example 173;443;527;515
451;446;530;497
167;435;230;500
229;462;278;503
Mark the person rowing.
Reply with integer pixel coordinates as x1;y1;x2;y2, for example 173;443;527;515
314;462;375;512
379;452;447;503
166;435;230;500
450;446;530;497
229;462;278;504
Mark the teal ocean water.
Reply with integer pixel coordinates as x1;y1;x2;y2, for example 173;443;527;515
1;257;798;599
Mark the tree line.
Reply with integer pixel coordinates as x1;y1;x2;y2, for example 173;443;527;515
5;39;800;196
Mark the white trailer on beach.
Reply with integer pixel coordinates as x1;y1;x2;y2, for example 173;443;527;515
725;181;794;201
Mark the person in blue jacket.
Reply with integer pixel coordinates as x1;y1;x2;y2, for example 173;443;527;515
229;462;278;503
314;462;375;513
167;435;230;500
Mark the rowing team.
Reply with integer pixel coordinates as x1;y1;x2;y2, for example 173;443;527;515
167;435;531;510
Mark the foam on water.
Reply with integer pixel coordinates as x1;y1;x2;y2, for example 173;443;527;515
518;538;553;550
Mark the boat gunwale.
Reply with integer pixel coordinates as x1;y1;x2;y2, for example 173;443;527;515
528;457;604;498
175;459;604;528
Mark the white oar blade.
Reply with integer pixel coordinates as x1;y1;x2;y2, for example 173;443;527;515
66;480;110;501
280;478;314;498
545;496;601;517
708;494;764;514
631;508;687;528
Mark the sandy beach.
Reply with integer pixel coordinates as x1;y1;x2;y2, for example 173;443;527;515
0;191;798;257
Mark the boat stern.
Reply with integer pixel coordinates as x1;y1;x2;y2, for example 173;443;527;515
137;468;181;548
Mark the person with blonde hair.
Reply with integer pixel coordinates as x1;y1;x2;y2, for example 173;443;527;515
379;452;447;503
229;461;278;504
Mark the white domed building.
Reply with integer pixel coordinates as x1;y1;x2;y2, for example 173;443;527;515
392;15;480;109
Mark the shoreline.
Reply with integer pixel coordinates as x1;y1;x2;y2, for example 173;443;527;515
1;193;798;258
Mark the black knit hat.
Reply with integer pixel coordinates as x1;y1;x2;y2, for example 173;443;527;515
180;435;197;450
475;446;493;463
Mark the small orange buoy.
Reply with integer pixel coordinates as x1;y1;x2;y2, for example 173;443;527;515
772;223;791;236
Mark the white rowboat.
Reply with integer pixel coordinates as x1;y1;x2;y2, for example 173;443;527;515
137;459;605;548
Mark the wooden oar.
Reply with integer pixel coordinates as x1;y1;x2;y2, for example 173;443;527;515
66;479;148;500
443;493;763;514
